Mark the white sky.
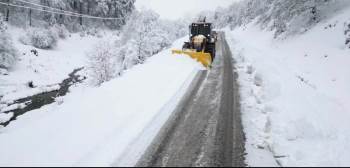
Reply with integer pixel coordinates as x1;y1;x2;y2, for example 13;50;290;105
135;0;236;20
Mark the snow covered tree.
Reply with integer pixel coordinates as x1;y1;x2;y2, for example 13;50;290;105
0;0;135;30
113;9;188;72
158;19;187;44
118;9;172;66
51;24;69;39
85;8;186;85
87;40;118;86
25;28;58;49
134;11;156;62
211;7;231;28
0;13;6;30
209;0;350;38
346;22;350;48
0;14;18;70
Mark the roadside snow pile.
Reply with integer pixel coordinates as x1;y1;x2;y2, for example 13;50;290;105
227;7;350;167
0;37;204;166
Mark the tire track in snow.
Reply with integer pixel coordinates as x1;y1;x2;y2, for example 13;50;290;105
137;32;246;167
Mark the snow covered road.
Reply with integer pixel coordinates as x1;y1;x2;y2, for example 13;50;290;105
137;32;245;167
0;38;204;166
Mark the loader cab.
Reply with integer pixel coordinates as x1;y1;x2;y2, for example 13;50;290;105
189;23;212;40
180;21;216;65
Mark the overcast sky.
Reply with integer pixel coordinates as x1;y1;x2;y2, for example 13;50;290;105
135;0;236;20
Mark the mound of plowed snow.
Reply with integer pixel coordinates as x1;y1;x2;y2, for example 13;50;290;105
0;37;204;166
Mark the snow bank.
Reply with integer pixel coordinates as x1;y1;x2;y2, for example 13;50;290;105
0;112;13;124
0;102;28;113
227;7;350;167
0;37;203;166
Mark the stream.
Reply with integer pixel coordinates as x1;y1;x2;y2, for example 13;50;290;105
0;67;86;127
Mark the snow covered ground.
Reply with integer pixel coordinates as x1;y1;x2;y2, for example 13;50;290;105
0;27;105;104
0;37;203;166
227;7;350;167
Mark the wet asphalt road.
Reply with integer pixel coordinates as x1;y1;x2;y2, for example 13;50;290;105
137;32;246;167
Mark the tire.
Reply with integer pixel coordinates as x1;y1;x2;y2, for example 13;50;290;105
205;44;215;62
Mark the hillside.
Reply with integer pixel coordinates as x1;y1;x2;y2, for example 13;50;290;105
226;5;350;167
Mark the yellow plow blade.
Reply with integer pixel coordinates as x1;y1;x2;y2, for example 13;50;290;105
172;49;212;68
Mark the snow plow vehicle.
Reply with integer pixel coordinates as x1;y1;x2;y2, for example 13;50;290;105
172;18;217;68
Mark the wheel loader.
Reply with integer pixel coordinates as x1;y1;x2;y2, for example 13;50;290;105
172;18;217;68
